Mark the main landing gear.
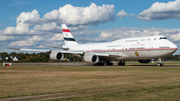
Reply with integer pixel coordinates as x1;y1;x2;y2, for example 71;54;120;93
106;61;113;66
118;60;125;66
94;61;113;66
157;58;163;66
94;60;126;66
94;61;105;66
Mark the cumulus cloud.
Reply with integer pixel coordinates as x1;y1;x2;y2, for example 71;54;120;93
3;9;39;35
9;40;35;47
0;35;15;41
8;36;44;47
26;3;115;26
117;10;128;18
137;0;180;21
2;3;115;37
170;33;180;41
50;33;63;41
34;22;61;33
28;36;44;42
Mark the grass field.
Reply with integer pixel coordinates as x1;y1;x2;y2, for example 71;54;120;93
0;62;180;101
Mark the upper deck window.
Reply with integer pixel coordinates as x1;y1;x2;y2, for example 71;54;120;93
125;40;138;42
160;37;167;39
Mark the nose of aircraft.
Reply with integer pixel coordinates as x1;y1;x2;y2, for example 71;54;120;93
170;41;178;53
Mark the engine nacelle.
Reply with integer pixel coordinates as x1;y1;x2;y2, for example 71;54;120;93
50;52;64;61
84;54;99;63
138;59;151;63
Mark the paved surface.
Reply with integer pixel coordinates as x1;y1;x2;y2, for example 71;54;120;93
1;62;180;67
0;62;90;66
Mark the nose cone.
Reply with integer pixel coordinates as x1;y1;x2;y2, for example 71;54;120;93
170;42;178;54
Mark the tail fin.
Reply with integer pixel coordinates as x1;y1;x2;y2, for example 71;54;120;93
61;24;78;46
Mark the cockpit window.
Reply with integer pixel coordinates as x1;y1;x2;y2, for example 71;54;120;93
160;37;167;39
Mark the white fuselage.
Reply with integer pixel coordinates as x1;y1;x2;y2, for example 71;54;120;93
64;35;177;60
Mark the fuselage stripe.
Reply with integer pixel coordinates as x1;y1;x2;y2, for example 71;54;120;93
85;48;178;52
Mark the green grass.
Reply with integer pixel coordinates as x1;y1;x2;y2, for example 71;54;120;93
52;85;180;101
0;62;180;100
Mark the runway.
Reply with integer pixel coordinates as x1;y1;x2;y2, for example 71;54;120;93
1;62;86;66
1;62;180;67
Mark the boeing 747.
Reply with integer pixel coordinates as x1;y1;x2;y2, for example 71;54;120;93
9;24;178;66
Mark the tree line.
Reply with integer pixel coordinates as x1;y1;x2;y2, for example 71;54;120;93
0;52;180;62
0;52;82;62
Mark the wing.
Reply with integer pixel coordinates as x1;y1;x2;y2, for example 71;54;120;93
7;47;50;52
8;47;128;58
7;47;84;54
42;45;69;50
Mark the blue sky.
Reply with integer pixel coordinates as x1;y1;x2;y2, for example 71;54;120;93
0;0;180;54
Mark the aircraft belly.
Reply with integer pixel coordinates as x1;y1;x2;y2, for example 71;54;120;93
85;49;177;61
123;49;175;59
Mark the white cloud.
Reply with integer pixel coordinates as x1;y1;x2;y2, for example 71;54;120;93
137;0;180;21
43;10;60;21
3;9;40;35
2;3;115;37
169;32;180;41
50;34;63;41
100;32;113;37
28;36;44;42
9;40;35;47
0;35;15;41
34;22;61;32
27;3;115;25
117;9;128;18
8;36;44;47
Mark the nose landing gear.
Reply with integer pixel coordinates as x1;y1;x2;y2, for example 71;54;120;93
157;58;163;66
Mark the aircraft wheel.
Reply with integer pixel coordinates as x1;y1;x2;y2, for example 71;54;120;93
157;62;163;66
110;62;113;66
118;60;125;66
106;61;113;66
94;62;105;66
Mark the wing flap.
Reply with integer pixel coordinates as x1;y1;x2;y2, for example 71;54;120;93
7;47;50;52
42;45;69;50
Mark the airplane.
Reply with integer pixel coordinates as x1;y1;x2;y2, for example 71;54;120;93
8;24;178;66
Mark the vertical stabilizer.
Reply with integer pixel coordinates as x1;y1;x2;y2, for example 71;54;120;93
61;24;78;46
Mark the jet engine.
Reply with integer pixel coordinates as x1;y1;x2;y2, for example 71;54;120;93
84;54;99;63
50;52;64;61
138;59;151;63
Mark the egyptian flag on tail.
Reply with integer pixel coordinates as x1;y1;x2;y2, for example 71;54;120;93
61;24;78;46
